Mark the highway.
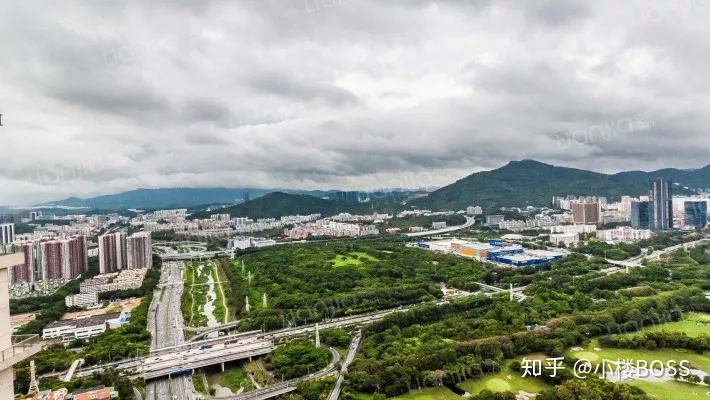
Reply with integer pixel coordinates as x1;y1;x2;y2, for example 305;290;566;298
145;261;198;400
406;216;475;237
327;331;361;400
217;346;341;400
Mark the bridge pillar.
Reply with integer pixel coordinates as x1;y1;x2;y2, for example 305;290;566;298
221;362;225;372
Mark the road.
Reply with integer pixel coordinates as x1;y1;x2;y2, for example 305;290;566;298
406;216;475;237
328;331;362;400
218;346;341;400
145;261;198;400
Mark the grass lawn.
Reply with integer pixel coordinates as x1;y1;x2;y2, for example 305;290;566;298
391;387;461;400
458;361;552;396
567;339;710;374
208;365;255;393
331;252;379;267
629;313;710;338
627;379;710;399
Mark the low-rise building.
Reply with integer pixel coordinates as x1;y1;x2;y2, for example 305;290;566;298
65;292;99;309
431;221;447;229
550;224;597;235
549;233;579;247
596;227;653;243
42;312;127;341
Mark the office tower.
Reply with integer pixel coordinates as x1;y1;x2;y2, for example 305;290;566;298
0;223;14;245
571;202;600;224
630;201;651;229
650;178;672;230
0;250;42;398
684;201;708;228
126;232;152;269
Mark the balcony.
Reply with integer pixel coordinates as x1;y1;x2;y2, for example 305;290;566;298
0;244;22;255
0;335;42;370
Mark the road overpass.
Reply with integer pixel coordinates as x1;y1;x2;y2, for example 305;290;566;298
406;216;475;237
214;347;340;400
142;340;275;380
159;251;232;261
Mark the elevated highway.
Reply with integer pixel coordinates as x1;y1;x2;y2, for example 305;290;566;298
406;216;475;237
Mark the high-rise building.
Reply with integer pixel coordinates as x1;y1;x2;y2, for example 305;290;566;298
571;202;600;224
100;232;151;272
684;201;707;228
0;250;42;398
650;178;672;230
11;236;88;283
126;232;152;269
98;232;127;274
0;223;14;245
630;201;651;230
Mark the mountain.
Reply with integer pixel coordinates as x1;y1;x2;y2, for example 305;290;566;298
36;188;417;211
189;192;373;219
411;159;699;212
613;165;710;190
36;188;277;210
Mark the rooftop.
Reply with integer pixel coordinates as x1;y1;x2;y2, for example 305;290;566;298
44;312;122;330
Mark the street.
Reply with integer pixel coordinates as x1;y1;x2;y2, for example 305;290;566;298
145;261;198;400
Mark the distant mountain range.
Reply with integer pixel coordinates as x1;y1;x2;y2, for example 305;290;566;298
410;160;703;212
189;192;377;220
36;188;416;211
31;160;710;214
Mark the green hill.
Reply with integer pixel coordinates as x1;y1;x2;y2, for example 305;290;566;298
410;159;696;212
189;192;373;219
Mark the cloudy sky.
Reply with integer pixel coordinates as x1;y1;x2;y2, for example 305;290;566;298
1;0;709;205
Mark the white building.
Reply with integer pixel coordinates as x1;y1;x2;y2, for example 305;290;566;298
549;233;579;247
485;215;505;226
550;224;597;235
596;227;653;243
0;249;42;398
42;311;127;341
359;225;380;235
252;239;277;248
466;206;483;215
432;221;447;229
65;292;99;308
0;223;15;245
228;237;253;250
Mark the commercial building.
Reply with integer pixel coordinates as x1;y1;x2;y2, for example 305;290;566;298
0;223;15;245
631;201;651;229
65;292;99;309
684;201;708;228
571;202;600;224
650;178;672;230
42;311;127;341
485;215;505;226
126;232;152;269
1;249;42;398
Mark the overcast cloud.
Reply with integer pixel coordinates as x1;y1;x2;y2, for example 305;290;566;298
1;0;710;205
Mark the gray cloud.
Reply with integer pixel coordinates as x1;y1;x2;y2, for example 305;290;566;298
0;0;709;205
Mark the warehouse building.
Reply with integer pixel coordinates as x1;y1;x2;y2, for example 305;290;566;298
42;311;127;341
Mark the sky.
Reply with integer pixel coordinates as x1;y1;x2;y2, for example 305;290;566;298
1;0;710;205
